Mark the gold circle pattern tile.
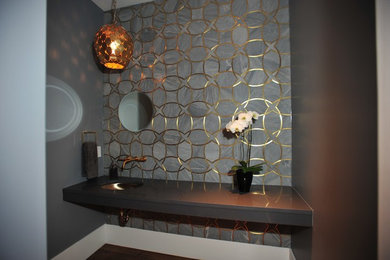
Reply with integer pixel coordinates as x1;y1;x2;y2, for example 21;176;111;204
103;0;291;186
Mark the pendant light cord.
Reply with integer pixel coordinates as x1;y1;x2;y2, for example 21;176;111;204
112;0;118;24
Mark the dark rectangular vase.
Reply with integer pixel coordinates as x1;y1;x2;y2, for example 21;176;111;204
236;169;253;193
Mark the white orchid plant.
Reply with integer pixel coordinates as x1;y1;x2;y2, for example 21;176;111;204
225;111;264;174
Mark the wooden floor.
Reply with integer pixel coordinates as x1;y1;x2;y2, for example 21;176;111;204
87;244;197;260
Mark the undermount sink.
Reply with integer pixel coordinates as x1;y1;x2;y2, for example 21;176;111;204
101;181;143;191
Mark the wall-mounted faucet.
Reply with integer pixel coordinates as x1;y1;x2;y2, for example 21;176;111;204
119;156;147;170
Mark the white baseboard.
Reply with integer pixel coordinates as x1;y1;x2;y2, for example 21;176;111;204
52;225;106;260
52;224;295;260
289;248;297;260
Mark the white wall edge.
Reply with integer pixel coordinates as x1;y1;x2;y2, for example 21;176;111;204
53;224;295;260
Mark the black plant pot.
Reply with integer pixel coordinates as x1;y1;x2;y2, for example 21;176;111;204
236;169;253;193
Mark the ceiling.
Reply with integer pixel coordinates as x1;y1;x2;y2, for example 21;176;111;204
91;0;153;11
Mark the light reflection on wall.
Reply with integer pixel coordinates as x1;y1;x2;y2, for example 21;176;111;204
46;75;83;142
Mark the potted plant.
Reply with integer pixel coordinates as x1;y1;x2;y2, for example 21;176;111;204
225;111;264;193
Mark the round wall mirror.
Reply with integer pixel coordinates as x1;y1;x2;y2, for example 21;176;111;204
118;92;153;131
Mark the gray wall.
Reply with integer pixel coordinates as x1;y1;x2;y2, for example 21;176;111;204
104;0;292;186
46;0;105;257
0;0;47;259
377;0;390;258
289;0;377;259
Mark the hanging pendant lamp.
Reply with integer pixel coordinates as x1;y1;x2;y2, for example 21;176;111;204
93;0;133;70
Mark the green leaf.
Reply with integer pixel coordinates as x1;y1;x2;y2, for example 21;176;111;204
231;162;263;174
247;166;262;173
239;161;247;168
231;165;242;171
244;168;252;173
250;163;264;168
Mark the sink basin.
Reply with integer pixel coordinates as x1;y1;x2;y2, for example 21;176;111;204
101;181;143;191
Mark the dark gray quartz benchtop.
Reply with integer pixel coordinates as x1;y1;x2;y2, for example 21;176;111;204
63;176;312;227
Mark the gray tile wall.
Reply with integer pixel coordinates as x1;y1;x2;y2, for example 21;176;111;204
104;0;292;247
104;0;292;186
106;211;291;248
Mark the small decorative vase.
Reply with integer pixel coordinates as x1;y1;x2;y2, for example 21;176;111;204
236;169;253;193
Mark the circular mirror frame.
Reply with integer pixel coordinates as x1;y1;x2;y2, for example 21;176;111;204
118;92;154;132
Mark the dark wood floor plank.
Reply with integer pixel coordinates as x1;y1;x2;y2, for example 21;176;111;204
87;244;197;260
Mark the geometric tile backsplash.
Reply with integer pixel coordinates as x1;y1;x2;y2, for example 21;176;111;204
106;209;291;248
103;0;291;186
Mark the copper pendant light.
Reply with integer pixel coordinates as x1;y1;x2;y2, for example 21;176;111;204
93;0;133;70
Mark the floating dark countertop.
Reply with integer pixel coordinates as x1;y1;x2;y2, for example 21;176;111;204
63;176;312;227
